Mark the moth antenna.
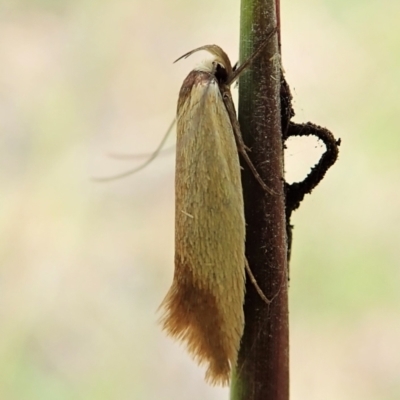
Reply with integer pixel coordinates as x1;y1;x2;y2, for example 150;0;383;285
108;145;175;160
174;45;233;77
227;26;277;86
92;118;175;182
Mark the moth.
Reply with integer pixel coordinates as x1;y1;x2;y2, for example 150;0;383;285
159;31;276;386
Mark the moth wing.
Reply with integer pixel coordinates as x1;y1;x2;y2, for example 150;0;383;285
160;71;246;386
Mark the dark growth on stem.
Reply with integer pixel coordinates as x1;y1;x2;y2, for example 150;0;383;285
280;75;341;262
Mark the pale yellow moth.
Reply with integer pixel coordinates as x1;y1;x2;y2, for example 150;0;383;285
159;31;276;386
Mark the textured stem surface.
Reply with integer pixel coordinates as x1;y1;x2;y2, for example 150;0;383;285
230;0;289;399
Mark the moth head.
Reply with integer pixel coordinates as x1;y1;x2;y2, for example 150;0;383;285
174;45;233;84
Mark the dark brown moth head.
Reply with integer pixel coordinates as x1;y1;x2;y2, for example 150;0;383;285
214;62;229;85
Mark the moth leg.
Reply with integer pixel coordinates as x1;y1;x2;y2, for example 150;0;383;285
238;137;275;196
245;259;271;305
222;92;275;196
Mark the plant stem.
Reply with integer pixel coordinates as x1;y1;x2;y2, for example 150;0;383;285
230;0;289;399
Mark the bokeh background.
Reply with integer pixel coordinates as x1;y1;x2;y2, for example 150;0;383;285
1;0;399;399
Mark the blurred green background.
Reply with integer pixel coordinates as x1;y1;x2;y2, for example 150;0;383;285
1;0;399;399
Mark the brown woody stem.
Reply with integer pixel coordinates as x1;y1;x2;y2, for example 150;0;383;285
230;0;289;399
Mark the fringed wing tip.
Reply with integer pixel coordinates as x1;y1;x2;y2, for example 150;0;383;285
158;284;235;386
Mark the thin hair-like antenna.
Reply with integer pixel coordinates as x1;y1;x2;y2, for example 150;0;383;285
107;145;175;160
92;118;176;182
227;26;277;86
